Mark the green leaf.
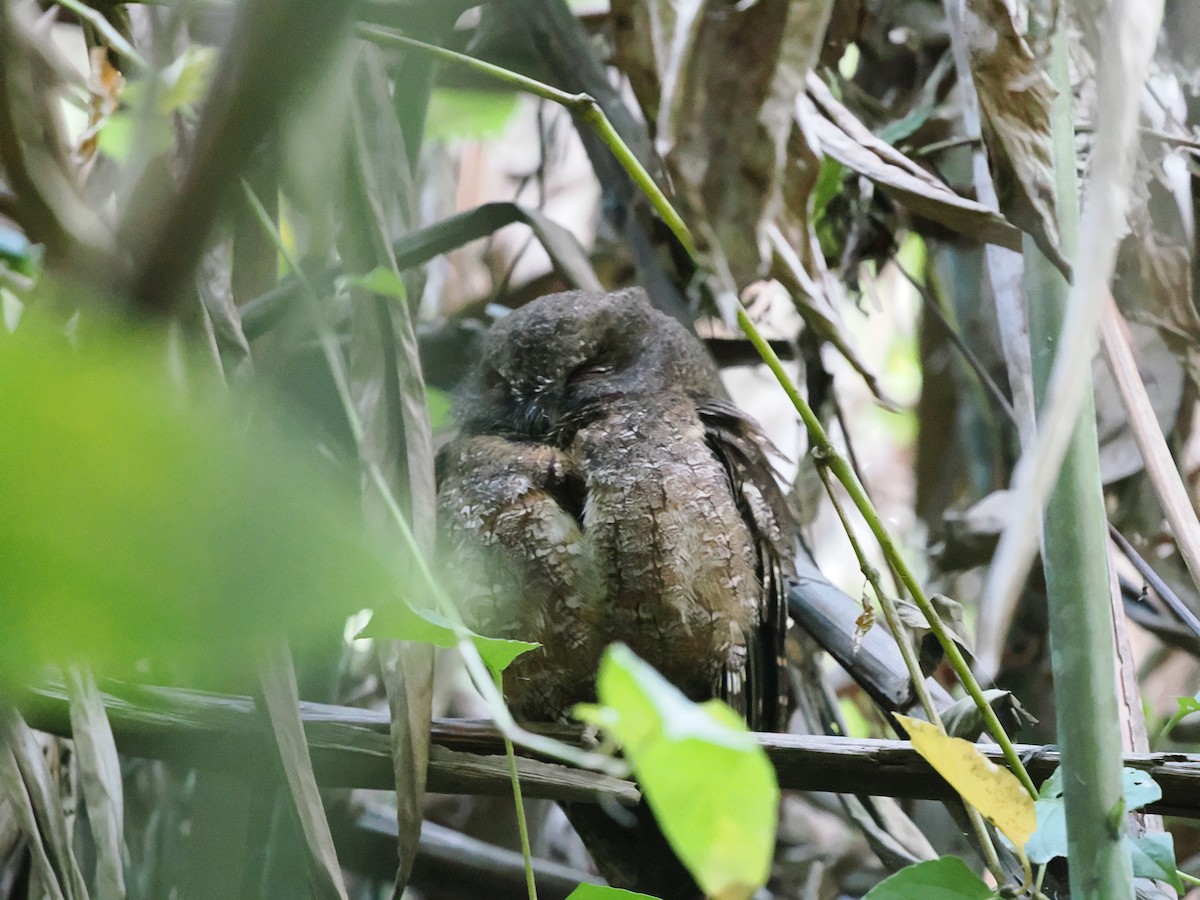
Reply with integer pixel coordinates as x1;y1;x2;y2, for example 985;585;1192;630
97;112;173;164
1122;768;1162;812
357;599;537;675
342;266;408;300
566;885;659;899
574;644;778;900
426;387;452;430
123;47;216;116
1025;768;1068;864
425;88;519;141
1026;767;1164;864
1127;832;1181;891
1161;693;1200;736
862;857;994;899
0;318;397;690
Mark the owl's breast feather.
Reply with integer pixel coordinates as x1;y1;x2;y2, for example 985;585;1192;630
574;399;761;701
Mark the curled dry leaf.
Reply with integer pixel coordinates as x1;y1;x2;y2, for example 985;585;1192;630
961;0;1071;277
805;75;1021;251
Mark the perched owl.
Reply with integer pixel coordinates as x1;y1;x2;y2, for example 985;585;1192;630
436;287;792;732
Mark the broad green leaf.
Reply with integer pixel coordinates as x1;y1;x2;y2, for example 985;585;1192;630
1122;767;1162;811
425;88;519;141
896;714;1035;848
1127;832;1180;891
1025;769;1068;864
0;319;396;691
357;599;537;675
566;885;659;899
861;856;994;899
574;644;778;900
1026;767;1165;864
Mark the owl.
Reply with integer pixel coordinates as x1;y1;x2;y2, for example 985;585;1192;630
436;287;791;734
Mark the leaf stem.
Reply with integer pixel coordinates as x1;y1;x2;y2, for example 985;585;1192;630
497;671;538;900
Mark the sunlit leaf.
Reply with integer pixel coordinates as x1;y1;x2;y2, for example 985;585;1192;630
566;885;659;899
97;112;173;164
357;598;537;675
861;856;993;899
426;387;452;430
122;46;216;116
896;714;1035;848
574;644;778;900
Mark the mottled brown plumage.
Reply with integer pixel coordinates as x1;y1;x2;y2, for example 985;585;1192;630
436;288;793;898
436;287;791;730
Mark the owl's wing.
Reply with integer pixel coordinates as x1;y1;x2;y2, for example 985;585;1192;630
696;398;793;733
435;434;600;719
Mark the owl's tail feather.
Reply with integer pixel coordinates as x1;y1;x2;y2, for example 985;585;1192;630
563;800;704;900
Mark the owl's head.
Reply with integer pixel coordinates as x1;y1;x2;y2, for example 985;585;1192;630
455;288;719;444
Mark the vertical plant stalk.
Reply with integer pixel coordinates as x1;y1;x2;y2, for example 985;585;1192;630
497;671;538;900
816;465;1006;881
1020;4;1143;896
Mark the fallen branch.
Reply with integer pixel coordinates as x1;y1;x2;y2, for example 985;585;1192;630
20;679;1200;817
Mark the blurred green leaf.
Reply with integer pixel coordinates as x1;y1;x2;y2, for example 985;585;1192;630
426;386;452;430
123;47;216;116
342;266;407;300
566;885;659;899
357;599;537;675
0;318;396;691
425;88;519;141
574;644;778;900
861;856;993;899
97;112;173;164
0;229;35;275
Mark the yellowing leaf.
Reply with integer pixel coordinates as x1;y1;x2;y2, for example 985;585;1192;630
896;714;1035;847
576;645;778;900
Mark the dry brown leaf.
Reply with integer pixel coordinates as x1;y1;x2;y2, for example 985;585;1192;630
610;0;835;286
805;76;1021;250
75;47;124;169
962;0;1070;276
